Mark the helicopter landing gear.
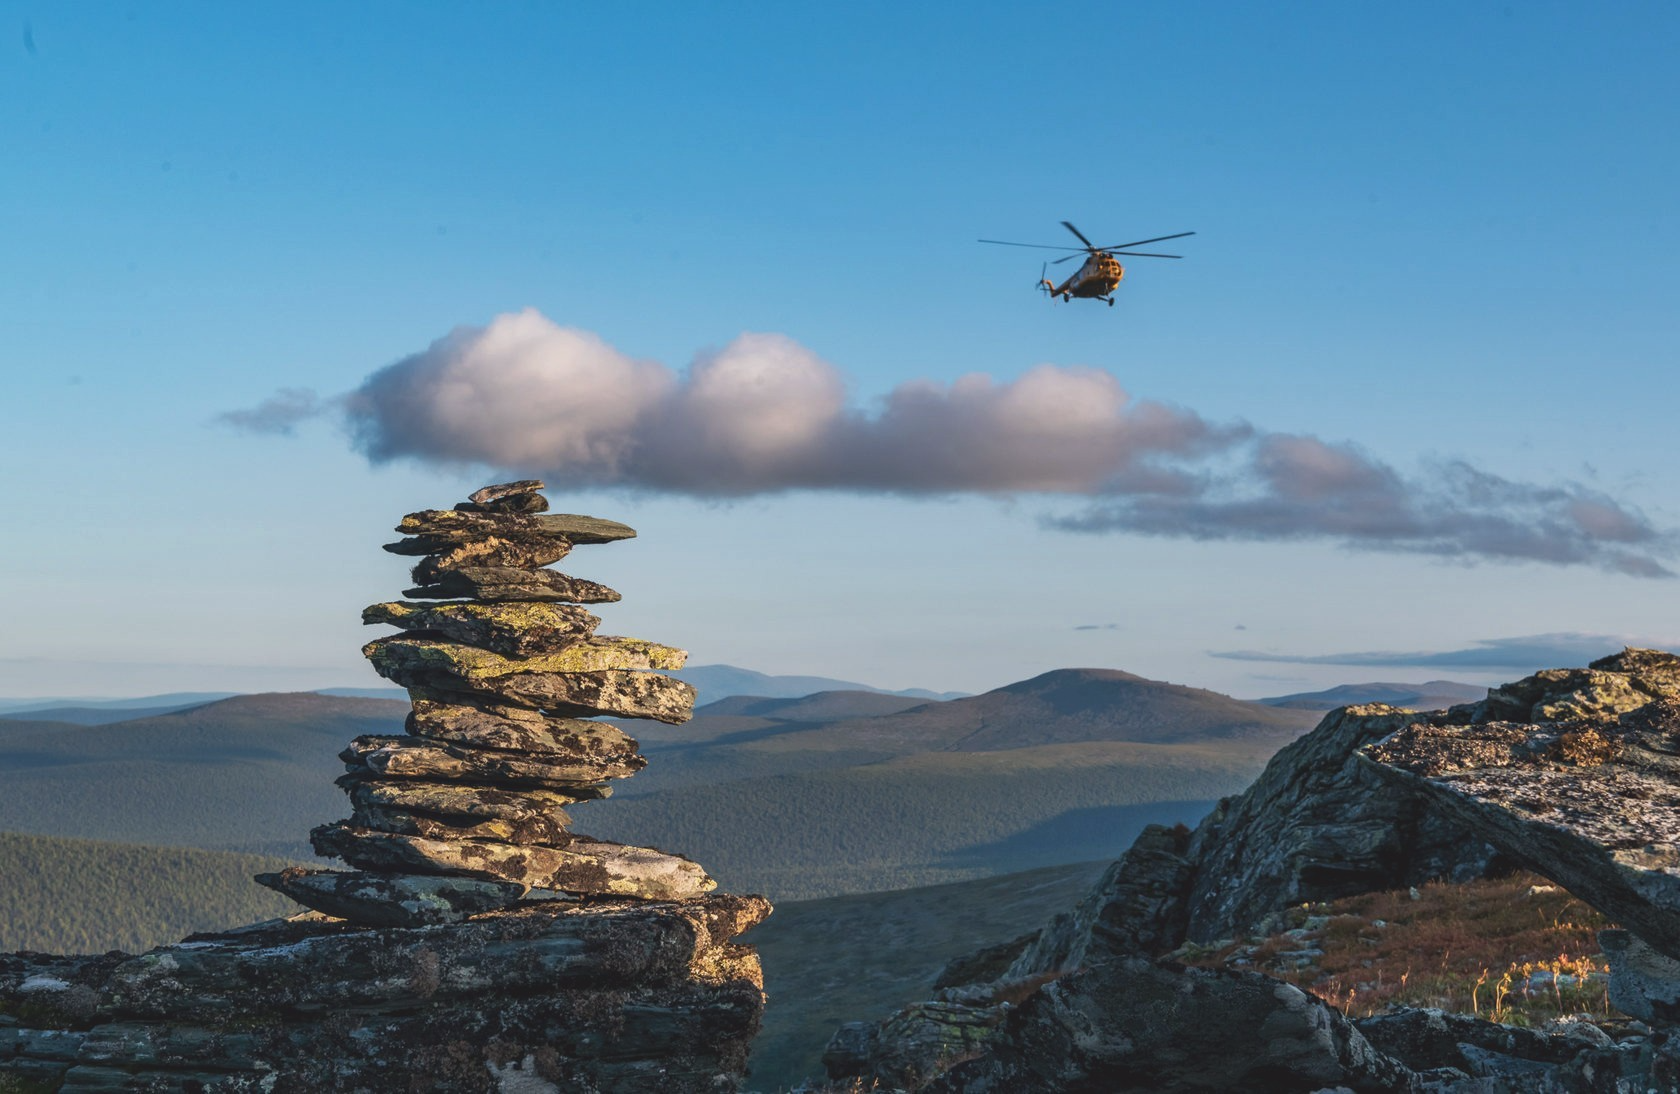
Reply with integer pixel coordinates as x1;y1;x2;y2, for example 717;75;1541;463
1106;297;1115;307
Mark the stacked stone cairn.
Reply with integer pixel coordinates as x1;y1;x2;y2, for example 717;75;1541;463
258;479;714;926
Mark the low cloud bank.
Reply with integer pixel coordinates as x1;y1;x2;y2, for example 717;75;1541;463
222;308;1675;577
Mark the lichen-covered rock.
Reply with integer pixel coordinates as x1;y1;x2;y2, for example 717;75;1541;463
1180;704;1504;944
376;664;697;724
1361;691;1680;964
404;565;623;603
0;897;768;1092
312;824;717;899
405;692;639;756
341;733;644;786
914;960;1420;1093
363;600;602;657
348;797;574;844
1001;821;1195;981
340;777;607;822
394;509;636;546
364;633;688;679
254;868;528;926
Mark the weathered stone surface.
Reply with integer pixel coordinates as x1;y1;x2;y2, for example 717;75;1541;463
463;479;548;512
365;633;687;680
831;958;1421;1093
255;867;527;926
364;599;602;657
408;534;575;585
341;734;643;786
349;798;574;845
2;897;768;1092
1001;821;1195;982
395;508;636;545
1361;692;1680;963
1353;1005;1673;1091
341;776;606;822
382;665;697;724
312;824;716;899
1180;704;1505;943
1600;929;1680;1023
405;691;639;756
403;564;623;603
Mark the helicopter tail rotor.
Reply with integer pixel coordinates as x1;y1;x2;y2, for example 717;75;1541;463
1037;263;1054;299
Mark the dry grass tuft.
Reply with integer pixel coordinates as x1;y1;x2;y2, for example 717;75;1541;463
1174;871;1618;1025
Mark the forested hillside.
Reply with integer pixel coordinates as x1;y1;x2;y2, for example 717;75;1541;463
0;831;299;953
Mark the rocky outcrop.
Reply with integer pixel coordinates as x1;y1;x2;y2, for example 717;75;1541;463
826;650;1680;1092
0;481;768;1092
1361;650;1680;1030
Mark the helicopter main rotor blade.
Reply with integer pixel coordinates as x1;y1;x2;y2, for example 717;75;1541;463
1110;250;1183;259
1051;251;1086;265
978;239;1086;251
1060;221;1097;248
1096;231;1196;251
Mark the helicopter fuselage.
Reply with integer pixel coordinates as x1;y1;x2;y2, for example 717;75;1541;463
1044;252;1125;302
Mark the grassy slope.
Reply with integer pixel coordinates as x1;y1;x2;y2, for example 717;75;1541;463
0;830;300;953
743;859;1110;1092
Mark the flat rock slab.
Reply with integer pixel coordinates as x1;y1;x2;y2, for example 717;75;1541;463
408;535;574;584
395;509;636;545
254;867;528;927
1361;701;1680;963
342;776;605;819
383;666;697;724
462;479;548;512
404;566;622;603
72;895;767;1020
364;600;602;657
342;734;643;786
365;634;687;680
405;692;639;756
311;824;716;899
349;798;573;845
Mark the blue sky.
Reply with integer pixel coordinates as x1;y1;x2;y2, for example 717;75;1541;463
3;3;1677;699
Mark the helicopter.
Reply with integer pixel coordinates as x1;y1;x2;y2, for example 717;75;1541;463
979;221;1194;306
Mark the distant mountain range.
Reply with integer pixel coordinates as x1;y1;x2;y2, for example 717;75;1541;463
0;665;960;724
671;664;968;703
0;664;1327;898
1256;680;1485;712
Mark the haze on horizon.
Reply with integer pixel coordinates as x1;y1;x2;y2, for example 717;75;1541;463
3;5;1677;701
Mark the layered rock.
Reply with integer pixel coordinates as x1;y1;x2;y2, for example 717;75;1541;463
0;480;767;1093
0;895;770;1092
273;478;713;917
826;650;1680;1092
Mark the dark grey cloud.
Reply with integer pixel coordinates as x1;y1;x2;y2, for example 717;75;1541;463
214;388;325;436
1210;633;1679;672
221;308;1677;578
1074;623;1120;631
1051;437;1674;577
